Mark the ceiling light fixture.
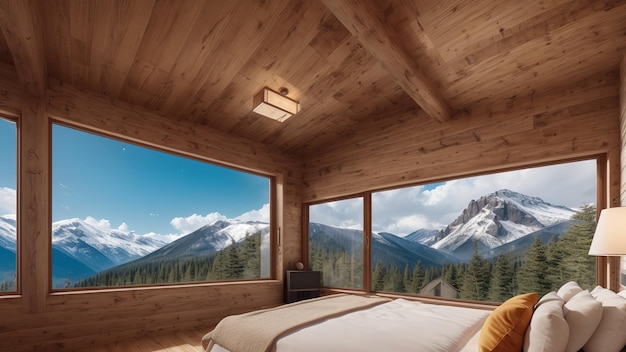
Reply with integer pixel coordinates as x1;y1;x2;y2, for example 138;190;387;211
253;87;301;122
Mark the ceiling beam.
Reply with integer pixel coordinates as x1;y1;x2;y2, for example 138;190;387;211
0;0;47;98
322;0;452;123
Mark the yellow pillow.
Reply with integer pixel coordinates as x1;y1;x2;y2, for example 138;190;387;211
478;292;538;352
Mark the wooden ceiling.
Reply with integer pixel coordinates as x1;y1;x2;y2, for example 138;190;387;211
0;0;624;157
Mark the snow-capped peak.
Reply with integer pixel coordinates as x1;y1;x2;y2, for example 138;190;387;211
432;189;576;253
52;217;166;269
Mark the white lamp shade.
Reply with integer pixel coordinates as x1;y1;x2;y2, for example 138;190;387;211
588;207;626;256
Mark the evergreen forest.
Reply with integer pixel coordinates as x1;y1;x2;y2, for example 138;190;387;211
74;232;262;288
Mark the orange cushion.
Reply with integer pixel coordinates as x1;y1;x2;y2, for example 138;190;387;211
478;292;538;352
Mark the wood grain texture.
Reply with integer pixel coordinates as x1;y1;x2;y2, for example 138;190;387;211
0;0;47;97
321;0;453;122
302;70;621;201
18;94;49;314
0;0;620;155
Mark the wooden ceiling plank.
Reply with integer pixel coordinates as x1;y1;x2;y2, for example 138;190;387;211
445;6;626;106
322;0;453;123
445;0;619;73
188;0;319;128
92;0;155;97
0;0;47;98
38;0;67;83
66;0;96;86
155;1;249;115
134;0;205;73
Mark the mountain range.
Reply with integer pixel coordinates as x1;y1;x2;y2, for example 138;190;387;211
0;189;578;287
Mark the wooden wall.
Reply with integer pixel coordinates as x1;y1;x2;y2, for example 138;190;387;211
0;62;303;351
302;69;622;205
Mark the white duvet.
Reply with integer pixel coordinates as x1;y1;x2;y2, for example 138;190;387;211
210;298;489;352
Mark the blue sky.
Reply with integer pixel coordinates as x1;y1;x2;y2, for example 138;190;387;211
0;119;270;242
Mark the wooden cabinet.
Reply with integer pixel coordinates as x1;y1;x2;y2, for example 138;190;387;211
284;270;321;303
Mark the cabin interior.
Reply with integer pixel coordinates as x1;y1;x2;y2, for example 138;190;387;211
0;0;625;351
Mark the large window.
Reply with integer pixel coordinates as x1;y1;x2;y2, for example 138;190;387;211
309;160;598;302
0;117;17;293
51;124;272;289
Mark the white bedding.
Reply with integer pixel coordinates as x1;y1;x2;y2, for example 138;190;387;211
209;298;489;352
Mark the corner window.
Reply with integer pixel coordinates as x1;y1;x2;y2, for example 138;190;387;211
51;124;272;289
0;117;17;293
309;160;598;302
309;197;363;289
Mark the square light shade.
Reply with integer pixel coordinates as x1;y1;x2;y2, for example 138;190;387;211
253;87;300;122
588;207;626;256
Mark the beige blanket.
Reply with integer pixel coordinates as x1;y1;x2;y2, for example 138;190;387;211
201;294;391;352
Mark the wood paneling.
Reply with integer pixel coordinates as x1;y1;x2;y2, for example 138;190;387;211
322;0;452;122
0;0;47;98
302;69;621;202
0;0;622;155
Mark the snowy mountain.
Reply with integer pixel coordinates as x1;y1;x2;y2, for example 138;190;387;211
138;219;269;261
431;189;576;259
404;229;439;246
0;214;16;252
52;218;166;272
309;223;458;269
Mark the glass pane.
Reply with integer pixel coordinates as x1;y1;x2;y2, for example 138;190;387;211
51;124;271;289
371;160;596;302
309;198;363;289
0;117;16;293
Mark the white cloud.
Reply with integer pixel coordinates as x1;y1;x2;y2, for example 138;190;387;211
310;198;364;230
140;231;184;244
118;222;129;231
170;212;227;234
0;187;16;215
83;216;111;228
236;203;270;222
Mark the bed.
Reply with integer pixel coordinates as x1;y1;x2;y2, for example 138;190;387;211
201;294;491;352
202;282;626;352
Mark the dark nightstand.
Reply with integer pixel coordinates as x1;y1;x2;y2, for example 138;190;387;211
284;270;321;303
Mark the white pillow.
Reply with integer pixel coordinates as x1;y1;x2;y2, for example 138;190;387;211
563;290;602;352
557;281;583;302
583;286;626;352
524;292;569;352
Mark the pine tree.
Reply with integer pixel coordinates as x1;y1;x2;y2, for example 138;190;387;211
403;263;412;291
559;204;596;289
390;265;405;292
226;246;244;279
372;261;386;291
442;264;458;289
517;237;550;296
489;254;514;302
242;233;261;278
411;261;423;293
545;235;566;287
460;246;488;300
